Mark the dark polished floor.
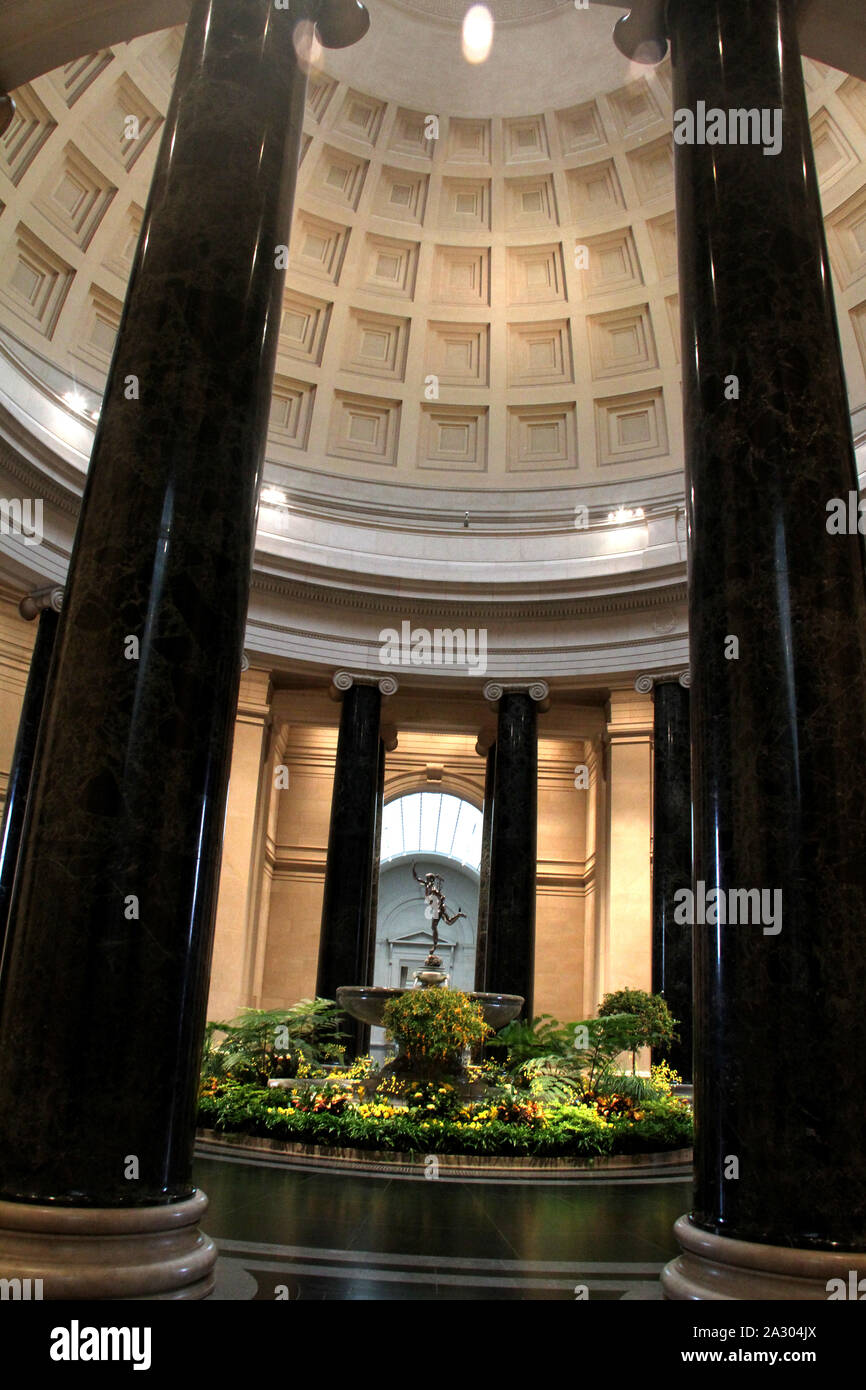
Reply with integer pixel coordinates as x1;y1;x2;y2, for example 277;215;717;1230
196;1151;689;1300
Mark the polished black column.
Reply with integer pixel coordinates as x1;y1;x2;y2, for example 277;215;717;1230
473;736;495;993
483;683;545;1017
644;673;692;1082
317;676;386;1054
670;0;866;1259
367;736;387;978
0;0;367;1211
0;588;62;956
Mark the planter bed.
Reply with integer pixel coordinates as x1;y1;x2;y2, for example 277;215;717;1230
197;1128;693;1181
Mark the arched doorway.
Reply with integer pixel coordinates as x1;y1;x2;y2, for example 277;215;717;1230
369;792;482;1059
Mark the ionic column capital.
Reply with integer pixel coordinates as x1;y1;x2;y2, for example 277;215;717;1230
19;587;64;621
634;669;691;695
611;1;668;66
483;679;550;711
312;0;371;50
330;670;399;700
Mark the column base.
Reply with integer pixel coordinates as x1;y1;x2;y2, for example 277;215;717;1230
0;1189;216;1299
663;1214;866;1300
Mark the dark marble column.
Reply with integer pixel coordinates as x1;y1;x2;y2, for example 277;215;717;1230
367;736;387;978
318;673;394;1055
473;733;495;993
637;671;692;1082
481;681;547;1017
0;0;369;1299
660;0;866;1296
0;588;63;955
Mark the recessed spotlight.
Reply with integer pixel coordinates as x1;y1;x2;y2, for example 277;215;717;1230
261;486;289;507
62;391;88;415
462;5;494;65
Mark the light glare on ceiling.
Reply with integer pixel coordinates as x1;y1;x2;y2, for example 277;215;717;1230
462;5;494;65
293;18;323;71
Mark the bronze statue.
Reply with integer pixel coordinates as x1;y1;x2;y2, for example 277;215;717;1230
412;863;466;965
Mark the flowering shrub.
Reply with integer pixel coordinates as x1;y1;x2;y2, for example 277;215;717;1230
490;1097;546;1127
198;1079;692;1158
580;1089;644;1122
650;1061;682;1096
382;989;491;1068
405;1082;465;1119
331;1055;379;1080
288;1087;353;1116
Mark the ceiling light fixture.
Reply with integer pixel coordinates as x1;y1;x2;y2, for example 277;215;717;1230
462;5;494;65
608;506;645;524
261;485;289;506
62;390;88;415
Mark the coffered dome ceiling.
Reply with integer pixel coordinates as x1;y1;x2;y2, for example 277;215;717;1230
2;8;865;501
0;3;865;680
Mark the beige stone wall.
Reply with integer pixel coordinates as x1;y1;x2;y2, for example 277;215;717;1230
259;721;337;1010
203;682;655;1031
602;689;653;999
0;588;34;813
205;667;273;1023
535;733;587;1023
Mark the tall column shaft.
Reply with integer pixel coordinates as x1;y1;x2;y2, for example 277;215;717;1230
485;692;538;1016
650;678;692;1081
669;0;866;1270
317;681;382;1053
367;737;386;983
0;589;62;954
474;741;495;993
0;0;308;1210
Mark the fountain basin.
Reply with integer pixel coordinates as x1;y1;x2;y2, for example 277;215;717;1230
337;985;524;1032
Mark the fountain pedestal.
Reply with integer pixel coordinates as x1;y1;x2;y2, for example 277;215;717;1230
336;986;523;1034
336;985;524;1096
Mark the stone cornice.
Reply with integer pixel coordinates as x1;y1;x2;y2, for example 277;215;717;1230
0;437;81;518
249;572;689;621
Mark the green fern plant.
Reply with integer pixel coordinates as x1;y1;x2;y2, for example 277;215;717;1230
498;1011;651;1102
494;1015;575;1068
201;999;345;1084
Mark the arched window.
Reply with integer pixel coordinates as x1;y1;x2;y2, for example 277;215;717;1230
370;793;482;1036
380;791;482;872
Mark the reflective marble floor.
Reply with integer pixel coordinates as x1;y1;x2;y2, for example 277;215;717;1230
196;1151;688;1300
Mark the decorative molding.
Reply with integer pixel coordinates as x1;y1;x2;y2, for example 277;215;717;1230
248;571;690;621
